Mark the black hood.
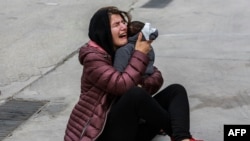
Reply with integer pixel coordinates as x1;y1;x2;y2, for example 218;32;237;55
88;8;114;59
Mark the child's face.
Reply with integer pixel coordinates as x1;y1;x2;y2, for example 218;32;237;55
110;14;128;47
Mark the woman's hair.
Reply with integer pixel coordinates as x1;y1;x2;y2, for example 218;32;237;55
104;6;131;24
128;21;145;37
88;6;131;60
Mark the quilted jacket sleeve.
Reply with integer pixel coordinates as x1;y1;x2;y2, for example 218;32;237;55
141;66;164;95
79;47;149;96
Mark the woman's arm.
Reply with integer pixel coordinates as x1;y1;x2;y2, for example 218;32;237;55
82;48;149;96
141;66;164;95
81;33;152;95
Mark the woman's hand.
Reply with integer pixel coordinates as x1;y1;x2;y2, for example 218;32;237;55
135;32;152;54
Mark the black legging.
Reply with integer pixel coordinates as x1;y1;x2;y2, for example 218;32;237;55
97;84;192;141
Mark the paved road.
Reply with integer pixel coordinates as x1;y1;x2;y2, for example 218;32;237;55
1;0;250;141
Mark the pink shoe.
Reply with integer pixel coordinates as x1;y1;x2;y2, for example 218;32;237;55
190;137;204;141
170;137;203;141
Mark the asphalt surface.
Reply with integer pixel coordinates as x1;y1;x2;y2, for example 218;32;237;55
1;0;250;141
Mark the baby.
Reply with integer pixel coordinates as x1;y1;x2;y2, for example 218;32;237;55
113;21;158;76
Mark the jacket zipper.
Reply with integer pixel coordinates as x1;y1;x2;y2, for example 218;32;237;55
92;98;116;141
80;118;91;138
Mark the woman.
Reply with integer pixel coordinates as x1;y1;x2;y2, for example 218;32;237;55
64;6;199;141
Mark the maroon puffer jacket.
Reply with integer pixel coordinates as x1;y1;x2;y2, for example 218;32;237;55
64;40;163;141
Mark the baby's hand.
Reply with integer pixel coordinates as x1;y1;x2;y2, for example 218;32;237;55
137;84;142;87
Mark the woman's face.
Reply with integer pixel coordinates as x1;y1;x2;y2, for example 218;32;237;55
110;14;128;47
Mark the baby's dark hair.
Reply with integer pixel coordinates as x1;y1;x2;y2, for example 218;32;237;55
128;21;145;37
